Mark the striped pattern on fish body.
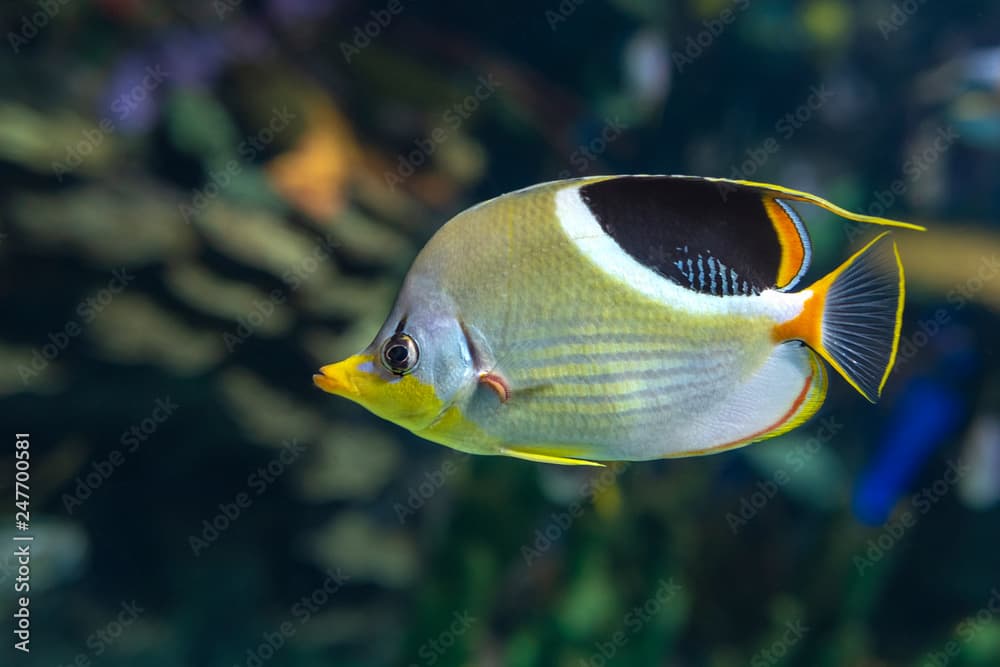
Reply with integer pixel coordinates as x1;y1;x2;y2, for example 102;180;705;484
314;175;924;465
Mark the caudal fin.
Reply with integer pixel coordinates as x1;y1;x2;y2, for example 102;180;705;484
774;232;904;402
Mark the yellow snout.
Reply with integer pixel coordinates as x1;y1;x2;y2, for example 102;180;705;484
312;351;496;455
312;354;370;398
313;353;446;433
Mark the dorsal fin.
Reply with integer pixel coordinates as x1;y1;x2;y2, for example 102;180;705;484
573;175;924;296
706;177;926;231
576;176;811;294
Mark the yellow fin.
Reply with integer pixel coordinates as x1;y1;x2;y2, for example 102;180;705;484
705;177;928;231
501;446;605;467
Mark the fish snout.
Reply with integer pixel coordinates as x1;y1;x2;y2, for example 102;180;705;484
313;360;360;397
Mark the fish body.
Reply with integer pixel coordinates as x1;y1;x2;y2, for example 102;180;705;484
314;176;923;465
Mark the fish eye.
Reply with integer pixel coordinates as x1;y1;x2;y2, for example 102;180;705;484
380;333;419;376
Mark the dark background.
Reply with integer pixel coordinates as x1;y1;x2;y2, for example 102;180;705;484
1;0;999;665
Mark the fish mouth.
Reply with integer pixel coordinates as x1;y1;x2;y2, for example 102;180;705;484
312;358;363;397
312;373;341;394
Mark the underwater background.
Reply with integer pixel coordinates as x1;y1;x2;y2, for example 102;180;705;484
1;0;999;665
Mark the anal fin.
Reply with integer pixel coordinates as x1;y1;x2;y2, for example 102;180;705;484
663;346;827;458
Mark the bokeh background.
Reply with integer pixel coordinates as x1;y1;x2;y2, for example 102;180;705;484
2;0;1000;665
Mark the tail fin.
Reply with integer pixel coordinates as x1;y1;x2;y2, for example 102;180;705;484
773;232;904;402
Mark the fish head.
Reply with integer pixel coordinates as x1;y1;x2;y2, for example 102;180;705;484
313;278;477;434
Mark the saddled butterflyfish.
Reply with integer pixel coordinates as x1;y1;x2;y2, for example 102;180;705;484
313;176;925;466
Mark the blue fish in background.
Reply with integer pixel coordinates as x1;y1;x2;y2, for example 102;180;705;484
852;323;978;525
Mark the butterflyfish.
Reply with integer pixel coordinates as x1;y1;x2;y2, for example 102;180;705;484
314;176;925;465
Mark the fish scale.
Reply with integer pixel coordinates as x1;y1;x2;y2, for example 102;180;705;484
431;182;777;456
